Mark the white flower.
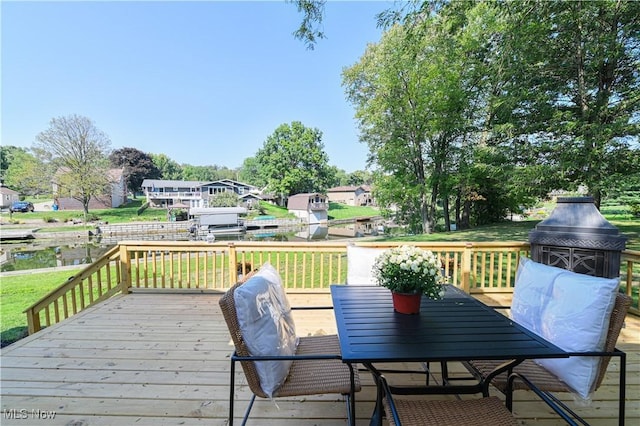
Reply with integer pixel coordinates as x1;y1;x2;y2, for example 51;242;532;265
373;245;445;299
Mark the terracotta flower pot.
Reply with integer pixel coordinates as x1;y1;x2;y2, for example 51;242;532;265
391;291;422;314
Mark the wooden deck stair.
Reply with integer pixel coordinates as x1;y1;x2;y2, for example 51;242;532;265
1;292;638;425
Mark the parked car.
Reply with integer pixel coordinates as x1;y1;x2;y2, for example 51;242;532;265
10;201;35;213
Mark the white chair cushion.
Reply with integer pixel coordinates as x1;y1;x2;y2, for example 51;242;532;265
511;257;619;399
233;262;298;397
346;244;386;285
511;257;561;333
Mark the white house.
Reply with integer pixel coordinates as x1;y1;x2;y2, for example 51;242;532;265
0;185;20;209
287;193;328;224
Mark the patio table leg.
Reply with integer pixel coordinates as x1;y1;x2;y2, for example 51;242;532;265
365;363;384;426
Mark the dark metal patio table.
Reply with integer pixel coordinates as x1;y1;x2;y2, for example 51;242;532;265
330;284;569;425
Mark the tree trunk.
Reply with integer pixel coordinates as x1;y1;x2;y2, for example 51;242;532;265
461;199;471;229
454;193;461;229
421;194;431;234
591;188;602;210
443;196;451;231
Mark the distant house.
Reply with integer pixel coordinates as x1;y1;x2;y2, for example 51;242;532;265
287;192;328;224
0;185;20;209
239;193;262;209
141;179;260;209
52;168;127;210
326;185;373;206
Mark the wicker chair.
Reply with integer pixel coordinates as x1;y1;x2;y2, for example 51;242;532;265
379;372;585;426
219;280;361;426
462;293;631;425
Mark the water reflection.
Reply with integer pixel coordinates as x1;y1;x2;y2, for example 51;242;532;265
1;240;112;272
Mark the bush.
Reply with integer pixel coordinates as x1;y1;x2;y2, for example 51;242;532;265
42;216;57;223
629;202;640;218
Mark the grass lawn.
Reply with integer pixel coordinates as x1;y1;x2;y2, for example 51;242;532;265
376;218;639;251
327;202;380;220
3;198;168;225
248;200;380;220
1;269;82;346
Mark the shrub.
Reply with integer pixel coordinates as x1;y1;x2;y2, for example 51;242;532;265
629;202;640;218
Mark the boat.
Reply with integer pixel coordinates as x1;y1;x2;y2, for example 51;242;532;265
188;207;247;239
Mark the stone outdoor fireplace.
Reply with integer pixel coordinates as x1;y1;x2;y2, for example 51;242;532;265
529;197;627;279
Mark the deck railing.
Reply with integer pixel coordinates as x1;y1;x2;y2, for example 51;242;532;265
24;241;640;334
24;246;123;334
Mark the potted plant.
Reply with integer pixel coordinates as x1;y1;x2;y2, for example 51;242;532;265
372;245;445;314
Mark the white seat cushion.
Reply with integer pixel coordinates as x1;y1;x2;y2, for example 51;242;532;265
511;257;619;399
233;262;298;397
346;244;386;285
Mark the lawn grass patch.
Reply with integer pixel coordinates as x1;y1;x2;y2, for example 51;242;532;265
327;202;380;220
2;199;168;225
1;269;81;346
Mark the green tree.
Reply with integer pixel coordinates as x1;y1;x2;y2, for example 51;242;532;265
209;191;240;207
330;167;349;186
344;16;479;233
347;170;373;186
1;146;52;196
238;157;267;188
33;115;112;215
151;153;183;180
491;0;640;209
211;165;238;181
291;0;326;50
181;164;237;181
255;121;334;198
300;0;640;218
0;145;19;181
181;164;216;181
109;147;161;196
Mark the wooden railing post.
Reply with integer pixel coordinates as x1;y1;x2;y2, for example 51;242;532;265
461;242;473;294
25;307;40;335
120;244;132;294
228;242;238;283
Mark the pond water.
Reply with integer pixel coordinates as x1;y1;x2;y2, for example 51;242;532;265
1;221;385;272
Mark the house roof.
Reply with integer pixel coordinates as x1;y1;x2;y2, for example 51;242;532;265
0;186;19;195
190;207;247;215
326;185;371;193
141;179;259;192
287;192;326;210
141;179;210;188
240;193;262;200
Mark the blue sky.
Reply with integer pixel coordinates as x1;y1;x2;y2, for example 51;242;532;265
2;0;394;173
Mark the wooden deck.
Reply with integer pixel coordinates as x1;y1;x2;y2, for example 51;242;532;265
1;292;638;425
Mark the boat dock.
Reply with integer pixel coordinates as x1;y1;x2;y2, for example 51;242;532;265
0;229;36;241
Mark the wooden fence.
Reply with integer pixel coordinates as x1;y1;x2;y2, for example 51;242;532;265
24;241;640;334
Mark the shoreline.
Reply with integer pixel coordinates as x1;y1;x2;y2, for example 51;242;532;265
0;264;83;277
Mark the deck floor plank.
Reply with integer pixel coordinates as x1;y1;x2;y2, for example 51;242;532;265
1;292;638;425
